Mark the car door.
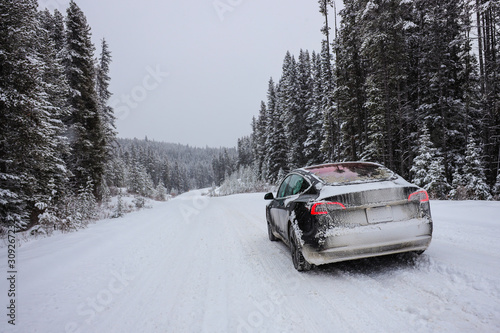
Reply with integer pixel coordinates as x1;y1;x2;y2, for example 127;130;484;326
272;174;309;238
270;175;293;238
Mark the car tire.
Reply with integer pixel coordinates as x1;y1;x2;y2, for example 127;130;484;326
289;225;312;272
267;221;278;241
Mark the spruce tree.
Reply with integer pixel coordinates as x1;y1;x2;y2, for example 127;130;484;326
358;0;412;172
254;101;268;177
37;8;72;201
65;0;106;199
320;40;337;162
410;126;450;199
296;49;314;166
278;52;304;169
493;173;500;200
460;138;492;200
412;0;475;181
265;82;288;183
476;0;500;186
96;38;116;159
304;51;326;166
0;0;38;229
1;0;71;230
334;0;367;162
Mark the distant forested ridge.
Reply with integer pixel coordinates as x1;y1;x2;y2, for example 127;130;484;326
244;0;500;200
109;138;237;197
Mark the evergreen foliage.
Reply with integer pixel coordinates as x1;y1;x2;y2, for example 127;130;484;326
65;0;106;199
451;138;492;200
1;1;237;233
0;0;72;231
113;138;236;193
410;126;450;199
245;0;499;201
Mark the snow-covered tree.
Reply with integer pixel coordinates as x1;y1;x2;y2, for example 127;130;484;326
295;49;313;166
493;173;500;200
112;189;125;218
304;51;326;166
451;138;492;200
279;52;304;169
253;100;268;178
237;136;253;168
75;180;95;226
65;0;106;199
320;40;337;162
155;180;167;201
265;83;288;183
0;0;36;229
96;38;116;161
411;127;450;199
476;0;500;187
334;0;367;163
1;0;74;231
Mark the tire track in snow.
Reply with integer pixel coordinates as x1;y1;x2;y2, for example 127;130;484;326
87;200;211;333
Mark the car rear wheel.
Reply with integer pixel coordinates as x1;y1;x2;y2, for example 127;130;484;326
289;225;311;272
267;220;278;241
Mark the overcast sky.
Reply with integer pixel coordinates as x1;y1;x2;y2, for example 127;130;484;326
40;0;343;148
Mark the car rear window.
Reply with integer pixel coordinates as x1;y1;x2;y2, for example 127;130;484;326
305;163;395;185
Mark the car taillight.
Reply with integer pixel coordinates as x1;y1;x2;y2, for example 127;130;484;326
408;190;429;203
310;202;346;215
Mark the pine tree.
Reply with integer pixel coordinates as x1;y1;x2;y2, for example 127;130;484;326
410;126;450;199
112;188;125;218
65;0;106;199
77;178;98;226
304;51;326;165
461;138;492;200
265;82;288;183
318;1;336;161
476;0;500;187
253;100;268;177
1;0;73;230
237;136;253;168
37;8;72;205
155;180;167;201
0;0;38;229
51;9;66;52
296;49;314;166
320;40;337;162
358;0;412;172
412;0;476;181
493;173;500;200
96;38;116;164
334;0;367;162
279;52;305;169
451;137;491;200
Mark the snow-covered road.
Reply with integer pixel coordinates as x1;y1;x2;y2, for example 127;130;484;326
1;191;499;332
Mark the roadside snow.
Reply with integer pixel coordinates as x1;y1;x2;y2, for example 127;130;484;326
1;192;499;332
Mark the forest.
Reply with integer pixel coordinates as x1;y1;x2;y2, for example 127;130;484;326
0;1;237;233
247;0;500;200
1;0;499;235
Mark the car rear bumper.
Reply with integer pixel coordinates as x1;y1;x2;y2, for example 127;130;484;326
302;218;432;265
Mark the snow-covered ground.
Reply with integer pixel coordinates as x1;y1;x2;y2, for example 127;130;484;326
1;191;499;332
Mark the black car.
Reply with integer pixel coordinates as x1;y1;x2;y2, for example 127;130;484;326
264;162;433;271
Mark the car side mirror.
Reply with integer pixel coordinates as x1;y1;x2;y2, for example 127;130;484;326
264;192;274;200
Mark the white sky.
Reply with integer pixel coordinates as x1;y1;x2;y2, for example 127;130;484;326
40;0;343;148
